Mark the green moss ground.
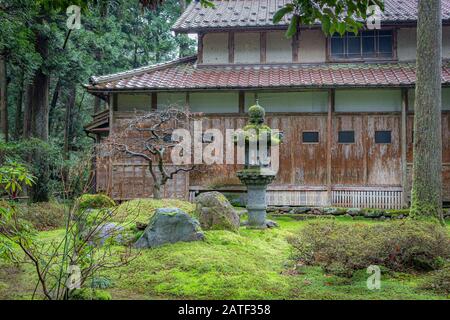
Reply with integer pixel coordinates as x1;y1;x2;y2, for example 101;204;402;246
1;215;449;300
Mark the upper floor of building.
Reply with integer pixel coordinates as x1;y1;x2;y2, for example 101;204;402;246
172;0;450;65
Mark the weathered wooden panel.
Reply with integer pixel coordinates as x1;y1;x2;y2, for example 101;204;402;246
331;115;366;185
366;115;401;185
189;114;328;187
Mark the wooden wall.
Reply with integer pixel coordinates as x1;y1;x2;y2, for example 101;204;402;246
97;110;450;203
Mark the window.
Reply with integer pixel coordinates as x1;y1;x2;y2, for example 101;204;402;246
302;132;319;143
330;30;393;60
202;132;215;143
338;131;355;144
375;131;392;144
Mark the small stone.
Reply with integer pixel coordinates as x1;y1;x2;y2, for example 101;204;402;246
265;220;278;228
347;208;363;217
195;192;240;232
292;207;311;214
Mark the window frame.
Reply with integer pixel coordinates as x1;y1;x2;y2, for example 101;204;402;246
338;130;356;144
375;130;392;144
302;131;320;144
327;28;397;63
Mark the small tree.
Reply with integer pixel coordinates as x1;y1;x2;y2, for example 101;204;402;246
0;162;138;300
105;108;197;199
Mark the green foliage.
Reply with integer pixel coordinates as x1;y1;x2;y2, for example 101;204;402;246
420;264;450;295
273;0;385;38
69;288;112;300
90;276;113;289
1;216;450;300
0;161;35;198
77;193;115;211
16;201;67;231
288;220;450;277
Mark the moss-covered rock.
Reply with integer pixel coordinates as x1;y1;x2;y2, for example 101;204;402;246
115;198;196;226
324;207;348;216
135;208;204;248
77;194;115;211
195;192;240;232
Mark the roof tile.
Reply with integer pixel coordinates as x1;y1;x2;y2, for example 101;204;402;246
172;0;450;32
87;57;450;91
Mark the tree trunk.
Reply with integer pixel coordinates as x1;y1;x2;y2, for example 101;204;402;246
153;183;162;200
411;0;443;222
178;0;189;57
30;32;50;141
0;54;8;142
28;31;50;202
14;71;24;140
23;84;33;139
64;85;76;161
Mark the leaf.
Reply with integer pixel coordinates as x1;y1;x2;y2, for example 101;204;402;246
273;6;293;24
285;15;300;38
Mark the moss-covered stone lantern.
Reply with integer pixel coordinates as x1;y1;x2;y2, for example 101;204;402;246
235;101;282;229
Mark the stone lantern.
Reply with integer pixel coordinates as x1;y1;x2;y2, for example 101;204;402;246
235;101;282;229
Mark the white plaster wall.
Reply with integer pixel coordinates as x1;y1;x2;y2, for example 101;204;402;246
190;92;239;113
157;92;186;110
335;89;402;112
235;32;260;64
245;91;329;113
117;94;151;111
298;29;327;63
203;33;229;64
409;88;450;110
397;28;417;61
398;27;450;61
266;31;292;63
444;27;450;59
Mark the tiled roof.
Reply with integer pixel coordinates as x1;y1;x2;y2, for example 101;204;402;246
87;57;450;91
172;0;450;32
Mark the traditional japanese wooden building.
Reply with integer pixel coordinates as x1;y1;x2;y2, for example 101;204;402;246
85;0;450;209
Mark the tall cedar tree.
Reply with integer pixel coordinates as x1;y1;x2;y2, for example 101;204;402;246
411;0;443;222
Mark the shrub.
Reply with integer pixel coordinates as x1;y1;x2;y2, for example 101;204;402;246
69;288;112;300
16;201;67;231
77;194;115;211
420;264;450;295
288;220;450;277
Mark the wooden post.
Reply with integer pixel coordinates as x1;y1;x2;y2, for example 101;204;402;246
239;91;245;114
326;89;335;206
260;32;267;64
198;33;204;64
185;92;190;111
228;32;235;64
401;88;409;207
151;92;157;111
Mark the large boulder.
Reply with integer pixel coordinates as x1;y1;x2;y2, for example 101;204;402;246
135;208;204;248
195;192;240;232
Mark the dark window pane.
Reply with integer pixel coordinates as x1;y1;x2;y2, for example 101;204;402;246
163;134;174;143
362;36;375;57
362;30;376;37
202;133;215;143
378;30;393;36
347;36;361;56
331;37;345;57
379;36;392;53
302;132;319;143
338;131;355;143
375;131;392;144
